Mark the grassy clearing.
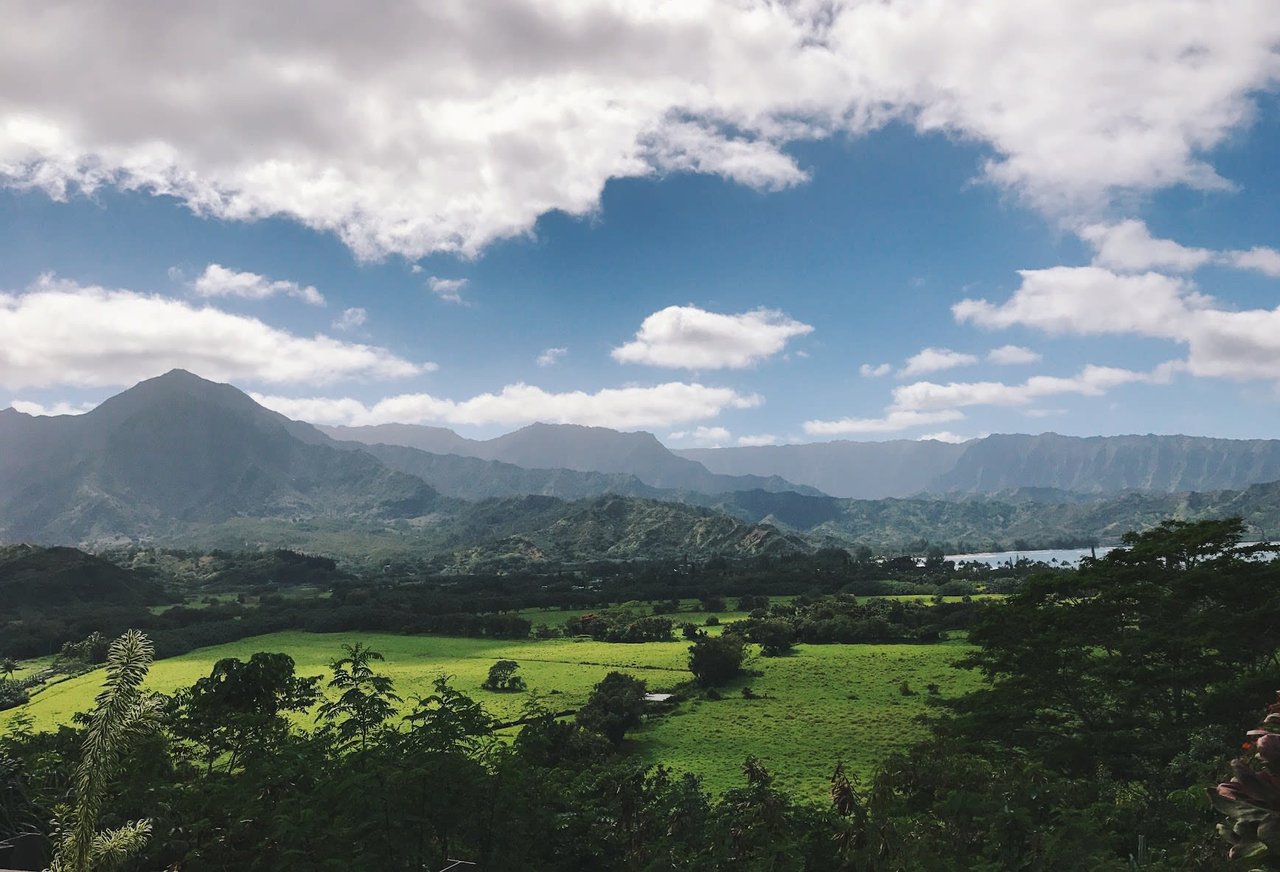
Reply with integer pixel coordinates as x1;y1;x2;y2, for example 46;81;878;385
2;631;977;800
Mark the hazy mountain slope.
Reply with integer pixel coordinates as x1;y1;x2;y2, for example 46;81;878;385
323;421;824;496
704;481;1280;553
679;439;967;498
356;442;669;501
933;433;1280;494
0;370;448;543
682;433;1280;498
321;423;478;455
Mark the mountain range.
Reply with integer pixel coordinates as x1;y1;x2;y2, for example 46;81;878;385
322;422;822;496
0;371;803;564
678;434;1280;498
4;370;1280;562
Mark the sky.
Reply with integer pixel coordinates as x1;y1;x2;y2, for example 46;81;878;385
2;0;1280;447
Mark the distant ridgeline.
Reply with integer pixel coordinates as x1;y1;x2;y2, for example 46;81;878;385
2;370;1280;562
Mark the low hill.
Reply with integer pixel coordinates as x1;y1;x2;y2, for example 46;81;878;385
0;543;166;608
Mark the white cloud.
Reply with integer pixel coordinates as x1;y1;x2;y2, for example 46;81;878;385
1225;246;1280;277
9;399;98;416
536;346;568;367
917;431;971;444
0;275;427;390
252;382;759;429
670;425;733;447
191;263;325;306
428;276;468;304
899;347;978;377
859;362;891;378
737;433;779;447
1024;407;1066;418
955;265;1280;381
3;2;1275;259
987;344;1042;365
803;408;963;436
1079;220;1280;276
890;364;1164;412
332;307;367;331
612;305;812;369
1078;220;1214;273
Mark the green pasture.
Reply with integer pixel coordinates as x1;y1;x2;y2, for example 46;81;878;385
3;631;977;800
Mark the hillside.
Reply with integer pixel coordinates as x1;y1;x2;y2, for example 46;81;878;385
704;481;1280;552
446;495;811;570
0;372;818;566
356;442;670;501
0;543;166;608
322;421;823;496
681;433;1280;498
0;370;452;543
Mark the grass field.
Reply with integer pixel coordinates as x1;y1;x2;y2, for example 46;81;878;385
2;631;978;800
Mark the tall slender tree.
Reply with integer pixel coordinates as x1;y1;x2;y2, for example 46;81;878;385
46;630;160;872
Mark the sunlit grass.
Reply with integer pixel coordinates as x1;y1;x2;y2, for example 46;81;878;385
3;630;977;799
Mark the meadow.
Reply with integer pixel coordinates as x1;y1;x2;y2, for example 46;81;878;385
3;629;978;799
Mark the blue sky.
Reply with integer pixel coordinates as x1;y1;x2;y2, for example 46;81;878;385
2;2;1279;446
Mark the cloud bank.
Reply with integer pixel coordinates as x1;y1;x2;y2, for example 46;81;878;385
3;1;1276;259
0;275;426;390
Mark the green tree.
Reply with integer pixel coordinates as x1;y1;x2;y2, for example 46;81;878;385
480;660;527;693
0;659;16;680
316;643;401;752
171;652;319;771
47;630;160;872
688;634;746;687
577;672;647;747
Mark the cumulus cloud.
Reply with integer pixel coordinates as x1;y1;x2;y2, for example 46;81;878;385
0;275;426;390
612;305;812;369
536;346;567;367
899;347;978;377
9;399;98;416
987;345;1042;365
737;433;779;447
252;382;759;429
859;362;891;378
3;2;1275;259
1078;220;1280;275
955;265;1280;381
1078;220;1214;273
428;276;467;304
191;264;325;306
803;408;963;436
332;307;367;331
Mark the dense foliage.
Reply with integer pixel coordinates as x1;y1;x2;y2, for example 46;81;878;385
3;518;1276;869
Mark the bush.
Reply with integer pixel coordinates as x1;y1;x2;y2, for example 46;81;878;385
704;616;720;627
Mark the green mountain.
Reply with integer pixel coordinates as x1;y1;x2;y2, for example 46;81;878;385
703;482;1280;552
0;372;810;566
0;370;449;543
446;495;812;570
